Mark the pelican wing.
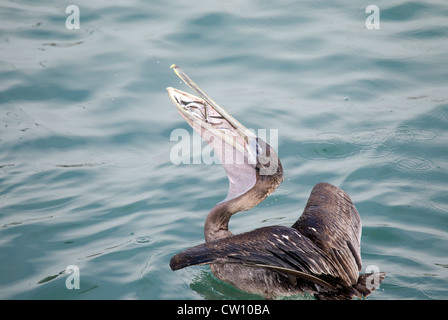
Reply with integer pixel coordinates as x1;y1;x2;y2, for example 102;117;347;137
292;183;362;285
170;225;344;288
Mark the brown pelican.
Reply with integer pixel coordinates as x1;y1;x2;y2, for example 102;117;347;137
167;65;385;300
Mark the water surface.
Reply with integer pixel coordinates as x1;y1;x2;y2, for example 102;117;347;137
1;0;448;300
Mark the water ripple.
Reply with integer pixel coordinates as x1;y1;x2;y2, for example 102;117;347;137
1;0;448;300
296;138;362;160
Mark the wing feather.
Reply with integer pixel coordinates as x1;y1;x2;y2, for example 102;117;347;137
292;183;362;285
170;226;341;284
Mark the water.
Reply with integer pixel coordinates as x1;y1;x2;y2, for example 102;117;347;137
1;0;447;300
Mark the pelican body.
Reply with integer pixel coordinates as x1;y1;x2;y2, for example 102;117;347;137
167;65;385;299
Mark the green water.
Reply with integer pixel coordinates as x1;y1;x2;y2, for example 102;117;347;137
1;0;448;300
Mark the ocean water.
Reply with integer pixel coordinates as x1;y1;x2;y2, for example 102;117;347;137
1;0;447;300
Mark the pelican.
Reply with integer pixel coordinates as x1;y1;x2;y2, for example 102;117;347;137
167;65;385;299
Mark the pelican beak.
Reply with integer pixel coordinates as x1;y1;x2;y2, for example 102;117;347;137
167;65;258;165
